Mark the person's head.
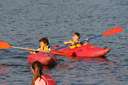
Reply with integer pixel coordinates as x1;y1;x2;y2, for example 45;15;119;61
72;32;80;41
39;37;49;47
31;61;43;78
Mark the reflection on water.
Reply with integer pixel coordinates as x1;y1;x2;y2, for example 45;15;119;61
0;64;9;85
0;64;10;75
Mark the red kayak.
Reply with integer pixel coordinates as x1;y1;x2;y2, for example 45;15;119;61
27;52;57;69
51;43;111;58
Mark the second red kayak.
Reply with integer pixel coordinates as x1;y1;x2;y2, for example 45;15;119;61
51;43;111;58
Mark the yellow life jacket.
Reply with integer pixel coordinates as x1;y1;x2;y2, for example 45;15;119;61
37;46;51;53
66;40;81;49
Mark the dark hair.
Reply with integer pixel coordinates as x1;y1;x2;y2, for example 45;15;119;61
32;61;43;78
39;37;49;45
73;32;80;39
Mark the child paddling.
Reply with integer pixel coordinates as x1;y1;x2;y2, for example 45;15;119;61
29;37;57;69
37;37;51;53
29;37;51;53
64;32;81;49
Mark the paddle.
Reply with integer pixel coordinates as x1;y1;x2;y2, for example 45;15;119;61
84;26;124;42
56;26;124;50
0;40;36;51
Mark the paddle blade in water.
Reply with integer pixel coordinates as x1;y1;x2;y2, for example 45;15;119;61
102;26;124;37
0;41;12;49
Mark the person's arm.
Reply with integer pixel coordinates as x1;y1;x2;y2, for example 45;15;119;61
64;40;73;45
29;48;40;54
64;41;69;45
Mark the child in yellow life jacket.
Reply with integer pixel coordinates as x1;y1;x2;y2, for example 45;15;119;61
37;37;51;53
29;38;57;69
64;32;81;49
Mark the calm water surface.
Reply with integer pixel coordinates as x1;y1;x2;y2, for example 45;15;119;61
0;0;128;85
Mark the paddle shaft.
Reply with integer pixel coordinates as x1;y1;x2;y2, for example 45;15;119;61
82;35;102;43
11;46;37;51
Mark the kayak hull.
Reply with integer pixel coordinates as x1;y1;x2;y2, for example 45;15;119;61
51;44;110;58
75;45;110;58
27;52;57;69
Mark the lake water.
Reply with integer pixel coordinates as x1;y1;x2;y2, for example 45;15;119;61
0;0;128;85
